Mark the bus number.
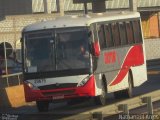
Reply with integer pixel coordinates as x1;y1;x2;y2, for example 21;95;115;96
104;51;116;64
34;79;46;84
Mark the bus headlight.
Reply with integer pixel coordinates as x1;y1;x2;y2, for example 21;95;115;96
24;81;39;90
77;76;90;87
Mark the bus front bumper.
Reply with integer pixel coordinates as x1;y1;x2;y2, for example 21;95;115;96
24;75;95;102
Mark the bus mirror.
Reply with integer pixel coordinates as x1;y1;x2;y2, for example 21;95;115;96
92;41;100;57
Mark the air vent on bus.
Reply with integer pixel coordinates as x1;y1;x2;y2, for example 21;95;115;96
38;83;77;90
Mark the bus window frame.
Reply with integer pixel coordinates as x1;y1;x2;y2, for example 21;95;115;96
118;21;128;45
131;20;143;43
97;24;107;49
95;17;143;51
104;23;114;48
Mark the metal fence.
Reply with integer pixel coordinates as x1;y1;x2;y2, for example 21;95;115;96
0;72;22;87
32;0;160;13
1;0;160;14
61;90;160;120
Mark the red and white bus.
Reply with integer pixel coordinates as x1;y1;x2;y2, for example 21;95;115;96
21;11;147;112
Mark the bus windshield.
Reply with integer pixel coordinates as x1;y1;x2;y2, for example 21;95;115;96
24;28;90;73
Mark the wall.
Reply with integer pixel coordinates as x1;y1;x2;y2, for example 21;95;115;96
1;0;32;15
0;13;160;60
141;12;160;38
142;12;160;60
1;0;160;14
0;14;58;48
144;38;160;60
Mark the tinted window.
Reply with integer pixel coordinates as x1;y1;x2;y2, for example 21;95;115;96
119;22;127;45
98;25;106;49
25;28;90;73
132;20;142;43
125;21;134;44
104;24;114;47
111;23;121;46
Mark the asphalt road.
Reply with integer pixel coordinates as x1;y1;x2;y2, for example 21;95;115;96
1;65;160;120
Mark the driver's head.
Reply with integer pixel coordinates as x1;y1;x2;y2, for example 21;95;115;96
80;45;85;54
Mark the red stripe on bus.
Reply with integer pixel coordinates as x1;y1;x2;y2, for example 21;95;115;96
110;45;144;86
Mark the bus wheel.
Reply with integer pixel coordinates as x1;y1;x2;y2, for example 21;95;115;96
36;101;49;112
125;72;133;98
114;73;133;99
94;81;107;105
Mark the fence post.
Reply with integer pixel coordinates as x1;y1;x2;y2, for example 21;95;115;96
129;0;137;12
43;0;52;14
92;112;103;120
18;74;20;85
118;104;130;120
56;0;64;16
142;96;154;120
3;42;9;86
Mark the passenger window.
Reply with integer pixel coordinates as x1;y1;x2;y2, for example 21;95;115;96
125;22;134;44
98;25;106;49
111;23;121;46
104;24;114;47
119;22;127;45
132;20;142;43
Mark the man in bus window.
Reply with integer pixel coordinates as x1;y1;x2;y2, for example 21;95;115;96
80;45;89;59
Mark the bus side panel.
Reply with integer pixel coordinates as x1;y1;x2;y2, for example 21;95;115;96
93;44;146;93
94;74;103;96
130;64;147;87
107;72;129;93
94;69;129;94
130;43;147;87
93;45;130;86
93;46;129;94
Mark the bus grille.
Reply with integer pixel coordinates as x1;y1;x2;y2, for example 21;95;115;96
38;83;77;90
42;90;75;96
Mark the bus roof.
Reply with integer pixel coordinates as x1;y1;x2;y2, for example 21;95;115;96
23;11;140;32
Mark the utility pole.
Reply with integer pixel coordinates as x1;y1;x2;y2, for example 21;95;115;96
73;0;106;14
56;0;64;16
129;0;137;12
43;0;52;14
0;0;5;20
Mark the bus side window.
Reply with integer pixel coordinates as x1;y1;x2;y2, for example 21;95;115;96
98;24;106;49
125;21;134;44
119;22;128;45
104;24;114;48
132;20;142;43
111;23;121;46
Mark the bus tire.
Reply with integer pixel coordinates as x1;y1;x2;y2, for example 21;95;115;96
94;80;107;105
124;72;133;98
114;72;133;99
36;101;49;112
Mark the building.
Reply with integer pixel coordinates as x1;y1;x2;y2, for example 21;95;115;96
0;0;160;66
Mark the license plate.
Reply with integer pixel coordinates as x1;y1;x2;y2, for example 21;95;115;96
52;95;64;100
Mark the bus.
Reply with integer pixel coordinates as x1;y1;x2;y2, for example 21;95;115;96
21;11;147;112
